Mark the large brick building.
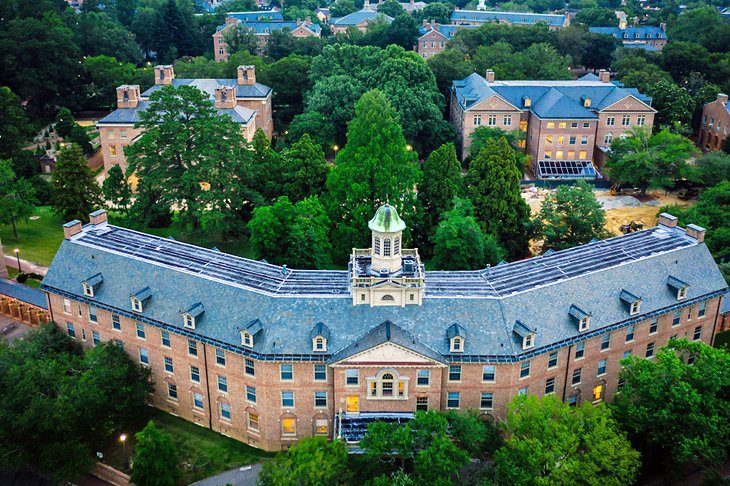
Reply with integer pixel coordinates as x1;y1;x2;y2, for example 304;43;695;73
450;9;570;29
97;65;272;174
41;207;726;451
589;24;667;51
697;93;729;152
450;70;656;178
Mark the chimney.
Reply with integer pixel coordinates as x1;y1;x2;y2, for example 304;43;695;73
658;213;678;228
215;86;236;109
154;65;175;85
225;16;239;26
485;69;495;83
305;16;311;26
422;19;427;27
660;22;666;32
686;224;706;243
63;220;83;239
116;85;141;108
237;65;256;86
433;21;440;31
598;69;611;83
364;0;370;9
564;11;571;27
89;209;108;226
296;17;301;26
718;93;729;104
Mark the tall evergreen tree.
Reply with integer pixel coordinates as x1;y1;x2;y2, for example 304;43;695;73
280;133;328;202
252;128;283;203
325;89;421;261
52;144;103;222
465;137;530;259
101;164;131;217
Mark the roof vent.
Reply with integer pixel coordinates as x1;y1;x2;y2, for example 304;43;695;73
282;264;288;275
379;268;390;276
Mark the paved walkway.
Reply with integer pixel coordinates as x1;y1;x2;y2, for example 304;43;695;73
3;254;48;276
190;463;263;486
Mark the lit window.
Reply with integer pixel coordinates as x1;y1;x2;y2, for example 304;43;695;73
482;365;495;382
592;383;604;402
139;347;149;365
558;135;565;144
282;418;296;436
626;324;635;342
597;359;607;376
314;391;327;408
556;150;564;159
546;135;553;145
545;377;555;395
164;356;174;373
248;413;260;432
112;314;121;331
449;365;461;382
167;383;178;400
88;307;98;323
314;418;328;435
109;146;117;156
220;402;231;420
567;151;575;159
575;341;585;359
136;322;145;339
417;369;430;386
672;310;681;326
188;339;198;356
645;342;655;358
544;151;552;159
520;120;527;131
693;326;702;341
579;150;587;159
216;348;226;366
548;351;558;369
247;385;256;403
281;364;293;381
520;360;530;379
346;369;359;385
314;364;326;381
559;122;566;128
193;392;204;409
281;391;294;408
447;392;460;409
601;333;611;351
480;392;494;409
572;368;582;385
416;397;428;411
218;375;227;393
190;365;200;383
546;122;555;128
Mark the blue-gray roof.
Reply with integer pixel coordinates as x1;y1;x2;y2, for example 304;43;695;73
97;101;256;126
451;9;566;27
41;223;726;362
331;10;392;26
452;72;654;117
0;279;48;309
589;25;665;39
141;79;271;100
218;20;322;35
418;24;476;38
227;11;284;22
620;43;661;51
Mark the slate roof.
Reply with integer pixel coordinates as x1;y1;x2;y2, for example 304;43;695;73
227;11;284;22
418;24;476;38
452;72;654;117
217;20;322;35
41;221;726;362
141;79;271;100
331;10;392;26
450;9;565;27
620;43;660;51
0;279;48;309
97;101;256;126
589;25;665;39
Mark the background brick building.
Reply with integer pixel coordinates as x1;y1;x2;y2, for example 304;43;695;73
698;93;729;152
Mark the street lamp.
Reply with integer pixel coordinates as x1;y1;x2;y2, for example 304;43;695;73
14;249;21;273
120;433;128;468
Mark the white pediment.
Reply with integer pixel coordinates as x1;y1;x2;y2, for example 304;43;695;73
334;342;444;366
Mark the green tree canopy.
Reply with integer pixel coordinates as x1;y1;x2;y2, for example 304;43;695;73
494;394;641;486
467;126;527;174
645;79;694;129
280;133;328;202
82;55;136;111
130;421;179;486
257;437;350;486
465;137;531;259
534;180;608;252
324;89;421;261
0;86;32;159
612;339;730;470
0;159;36;238
102;164;132;216
575;7;619;26
694;152;730;186
52;143;103;222
377;0;404;17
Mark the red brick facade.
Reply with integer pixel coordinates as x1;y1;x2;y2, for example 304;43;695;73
698;94;729;152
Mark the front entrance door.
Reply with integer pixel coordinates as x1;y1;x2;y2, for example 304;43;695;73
346;396;359;413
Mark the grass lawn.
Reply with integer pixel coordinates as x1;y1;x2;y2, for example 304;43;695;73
0;206;64;267
5;267;42;288
102;408;273;485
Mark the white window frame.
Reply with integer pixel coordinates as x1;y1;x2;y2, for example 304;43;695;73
131;297;143;313
83;282;94;297
450;336;464;353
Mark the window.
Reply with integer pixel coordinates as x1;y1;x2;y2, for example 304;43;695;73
678;286;687;300
672;310;681;326
693;326;702;341
544;150;552;159
558;136;565;144
473;115;482;126
247;386;257;403
556;150;564;159
282;418;296;436
220;402;231;420
622;115;630;126
416;397;428;411
592;383;604;402
567;151;575;159
77;304;82;317
248;413;260;432
559;122;567;129
572;368;582;385
687;306;693;321
394;238;400;255
193;392;204;409
131;297;142;312
314;419;328;435
156;331;169;349
548;351;558;369
575;341;585;359
524;333;534;349
571;122;578;128
417;369;430;386
83;282;94;297
114;339;124;349
447;392;460;409
383;238;391;256
545;377;555;395
637;115;646;126
63;298;71;314
581;136;588;144
520;360;531;379
139;347;149;365
136;322;145;339
91;330;100;345
120;130;127;138
109;145;117;156
650;318;658;334
314;336;325;351
163;356;173;373
520;120;527;131
346;369;359;385
451;337;463;352
374;236;381;254
280;364;293;381
314;391;327;408
190;365;200;383
215;348;226;367
112;314;121;331
518;387;528;396
601;333;611;351
604;133;613;144
569;136;576;144
242;332;253;347
480;392;494;409
606;116;615;126
645;342;655;358
547;122;555;128
167;383;178;400
568;394;579;406
314;364;326;381
698;302;707;318
449;365;461;382
597;359;607;376
583;123;590;128
82;329;86;341
482;365;495;382
217;375;227;393
630;300;641;315
545;135;553;145
579;150;587;159
245;358;255;376
503;114;512;125
626;324;635;342
188;339;198;356
281;391;294;408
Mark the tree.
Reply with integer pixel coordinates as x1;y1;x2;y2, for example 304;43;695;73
467;126;527;174
723;136;730;155
102;164;132;216
415;3;453;24
575;7;619;26
0;86;32;159
606;127;697;196
52;144;103;222
465;137;531;259
252;128;283;203
377;0;404;17
612;339;730;470
534;180;608;252
280;133;328;202
695;152;730;186
494;394;640;486
444;410;503;458
418;142;462;252
55;107;93;155
288;111;336;149
266;55;313;125
645;79;694;129
428;48;475;95
324;89;421;261
257;437;350;486
223;26;260;56
130;421;178;486
414;434;470;486
330;0;357;17
71;11;144;64
0;159;36;238
432;198;505;270
83;55;136;110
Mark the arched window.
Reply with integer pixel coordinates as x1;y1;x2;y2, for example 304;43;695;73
374;236;381;254
159;70;165;80
382;294;395;301
122;90;129;102
243;71;249;81
381;373;394;397
394;237;400;255
368;370;408;399
383;238;391;256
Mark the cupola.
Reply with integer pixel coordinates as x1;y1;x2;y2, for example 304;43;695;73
369;204;406;274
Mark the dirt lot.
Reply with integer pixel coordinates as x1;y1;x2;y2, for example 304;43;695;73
523;187;696;236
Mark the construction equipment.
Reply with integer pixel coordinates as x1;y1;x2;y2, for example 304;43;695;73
620;221;644;234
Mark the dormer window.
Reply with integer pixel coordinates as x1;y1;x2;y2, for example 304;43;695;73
678;287;687;299
130;287;152;313
513;321;537;350
242;332;253;347
630;301;641;315
182;303;204;330
241;319;264;349
131;297;143;312
523;96;531;107
82;273;103;298
620;290;642;316
582;96;591;107
569;305;591;332
184;314;195;329
83;282;94;297
667;276;688;301
524;333;534;348
310;322;330;352
446;323;466;353
579;317;590;332
451;337;463;352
